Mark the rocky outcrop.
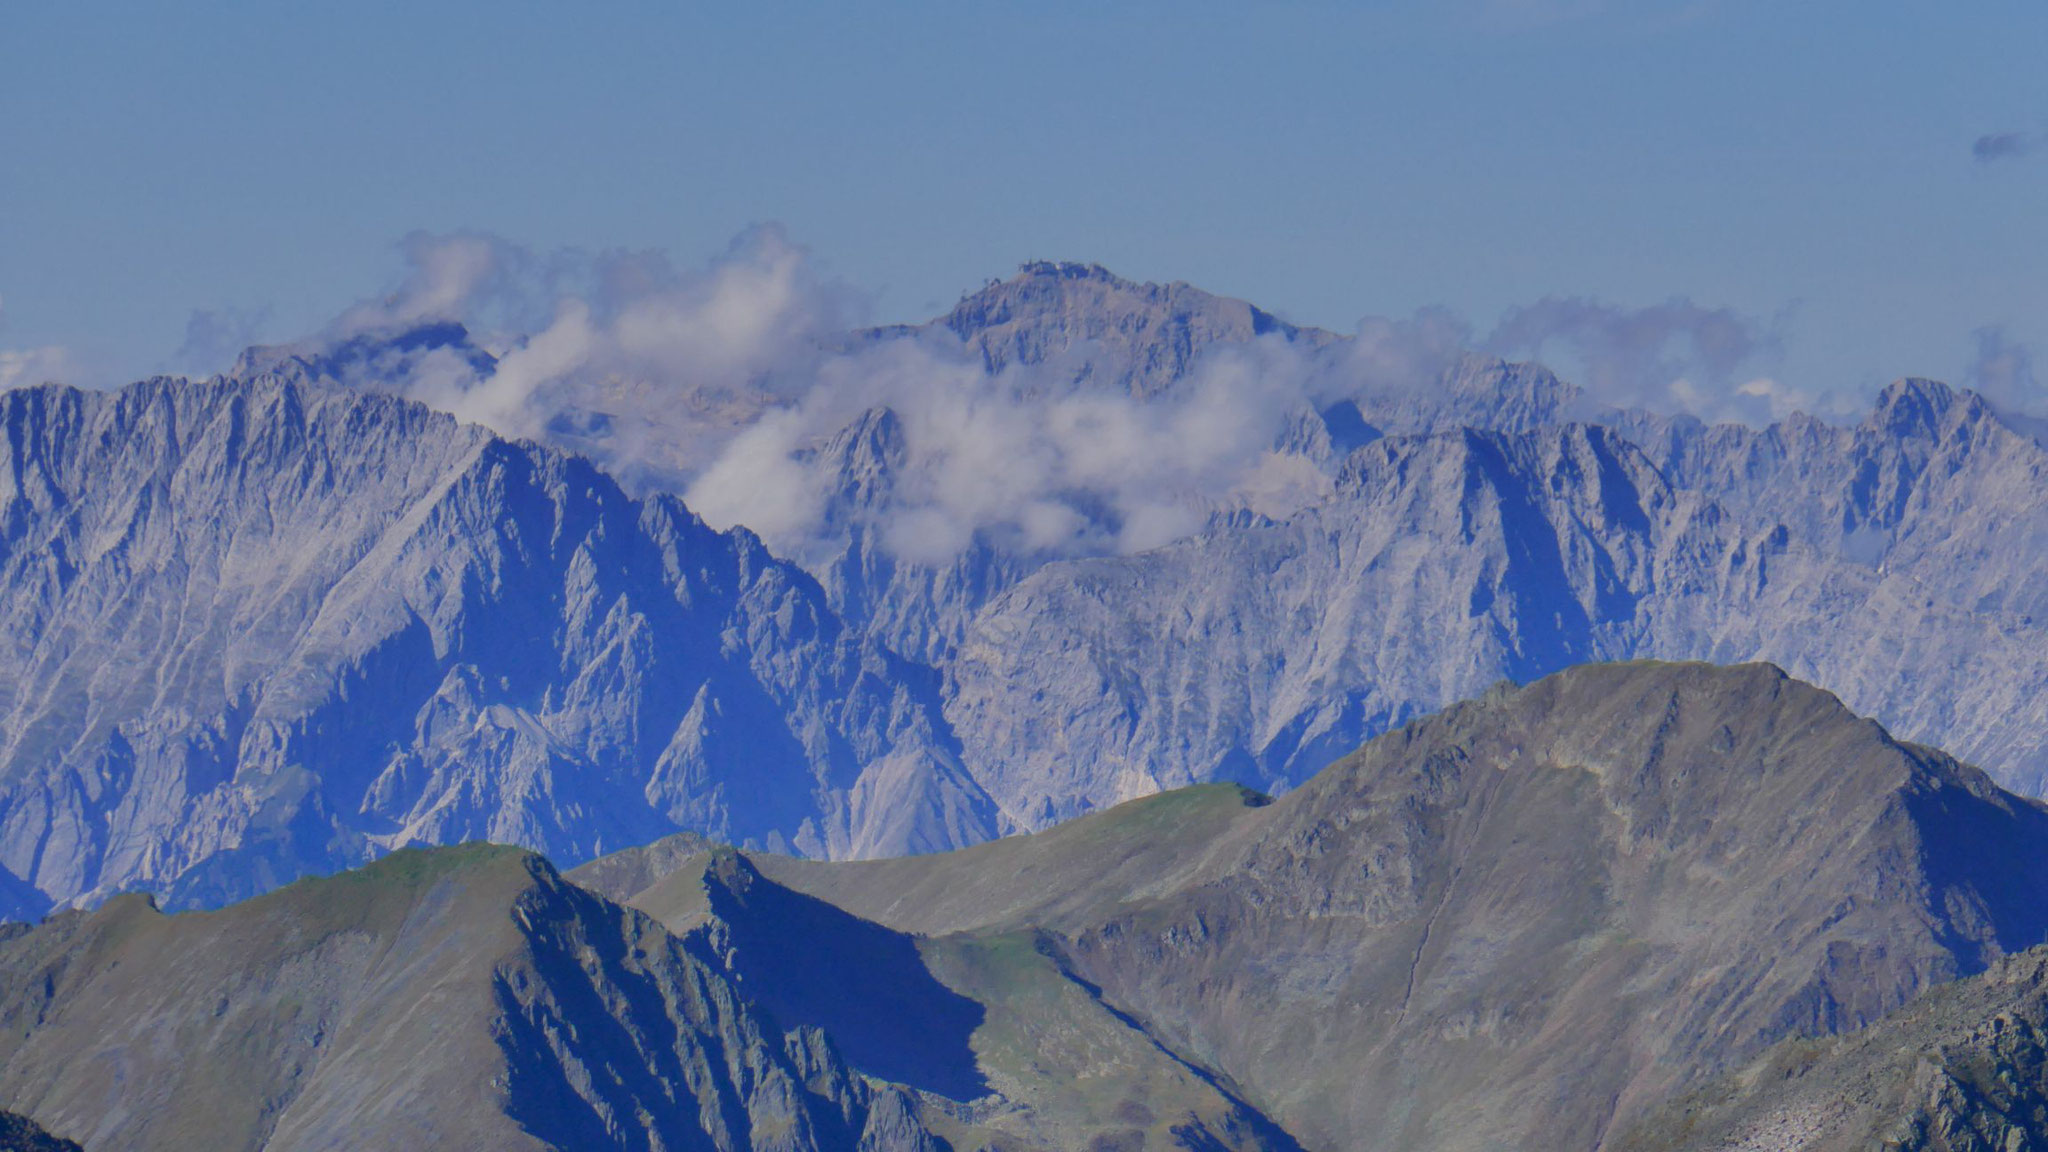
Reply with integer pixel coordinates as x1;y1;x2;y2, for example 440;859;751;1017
19;264;2048;930
891;260;1333;400
9;663;2048;1150
944;421;1677;824
618;839;1301;1152
811;266;1576;669
1617;944;2048;1152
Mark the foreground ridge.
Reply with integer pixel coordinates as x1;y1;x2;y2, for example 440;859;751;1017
6;662;2048;1150
634;661;2048;1151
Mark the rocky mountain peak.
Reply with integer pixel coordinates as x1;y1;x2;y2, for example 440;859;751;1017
231;321;497;389
931;262;1331;397
814;404;908;517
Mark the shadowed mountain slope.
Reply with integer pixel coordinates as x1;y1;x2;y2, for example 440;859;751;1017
0;1109;79;1152
606;662;2048;1151
608;839;1301;1152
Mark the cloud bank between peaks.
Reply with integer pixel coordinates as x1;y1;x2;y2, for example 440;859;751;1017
226;227;1895;565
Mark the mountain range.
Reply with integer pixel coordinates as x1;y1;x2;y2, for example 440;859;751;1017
10;263;2048;1146
7;262;2048;921
7;662;2048;1149
0;376;993;919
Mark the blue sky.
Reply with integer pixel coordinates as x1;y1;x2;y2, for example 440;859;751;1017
1;0;2043;407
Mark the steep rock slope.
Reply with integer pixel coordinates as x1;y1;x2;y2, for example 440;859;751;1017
944;421;1694;823
1629;379;2048;790
887;262;1574;433
0;844;946;1151
945;381;2048;826
10;662;2040;1150
1616;944;2048;1152
804;269;2048;817
732;663;2048;1151
0;375;992;915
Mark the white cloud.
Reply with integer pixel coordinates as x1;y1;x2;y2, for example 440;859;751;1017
1968;327;2041;412
677;321;1326;563
0;345;80;392
1485;295;1810;422
288;228;1847;566
172;307;272;377
334;232;510;336
323;225;855;453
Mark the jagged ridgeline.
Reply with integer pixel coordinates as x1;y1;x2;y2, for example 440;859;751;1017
362;264;2048;830
850;271;2048;831
0;376;997;919
6;663;2048;1150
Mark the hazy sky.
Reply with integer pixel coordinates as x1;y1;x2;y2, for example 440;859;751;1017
2;0;2043;403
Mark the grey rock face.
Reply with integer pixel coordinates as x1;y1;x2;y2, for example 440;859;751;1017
0;375;994;913
801;408;1037;671
806;267;2048;827
945;421;1673;824
1616;944;2048;1152
6;662;2046;1150
886;260;1335;400
616;837;1303;1152
888;262;1574;434
18;261;2048;924
941;379;2048;826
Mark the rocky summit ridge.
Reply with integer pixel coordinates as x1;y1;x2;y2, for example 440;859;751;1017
1615;942;2048;1151
721;266;2048;827
616;268;2048;860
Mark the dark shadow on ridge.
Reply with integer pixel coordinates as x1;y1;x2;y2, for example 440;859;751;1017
1905;752;2048;971
703;854;990;1101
